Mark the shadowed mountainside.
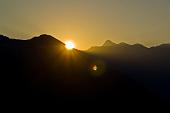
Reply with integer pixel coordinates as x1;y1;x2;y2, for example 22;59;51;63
88;40;170;104
0;35;170;109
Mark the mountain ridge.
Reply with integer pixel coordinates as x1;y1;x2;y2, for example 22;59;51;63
1;34;170;107
89;40;170;51
0;34;65;48
1;34;170;49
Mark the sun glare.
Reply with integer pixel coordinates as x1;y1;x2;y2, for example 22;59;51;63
65;40;75;50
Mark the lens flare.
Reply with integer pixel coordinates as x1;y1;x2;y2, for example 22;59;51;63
92;65;97;71
90;60;106;77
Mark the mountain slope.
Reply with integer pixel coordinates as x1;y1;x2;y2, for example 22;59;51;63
0;35;170;108
88;40;170;104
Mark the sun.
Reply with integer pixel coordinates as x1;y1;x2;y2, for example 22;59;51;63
65;40;75;50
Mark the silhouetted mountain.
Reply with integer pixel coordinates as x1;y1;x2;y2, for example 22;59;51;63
132;43;147;48
103;40;116;46
118;42;131;47
1;35;170;109
88;40;170;108
103;40;146;48
0;34;9;41
30;34;64;46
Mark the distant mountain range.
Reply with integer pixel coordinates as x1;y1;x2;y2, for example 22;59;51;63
88;40;170;62
91;39;170;49
1;34;170;108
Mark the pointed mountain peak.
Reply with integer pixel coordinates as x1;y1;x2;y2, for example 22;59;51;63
103;40;116;46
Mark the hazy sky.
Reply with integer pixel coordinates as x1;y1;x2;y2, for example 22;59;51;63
0;0;170;49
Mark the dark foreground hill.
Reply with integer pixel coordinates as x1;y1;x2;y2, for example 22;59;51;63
0;35;170;109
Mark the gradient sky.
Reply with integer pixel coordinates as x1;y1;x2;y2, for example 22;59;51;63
0;0;170;49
